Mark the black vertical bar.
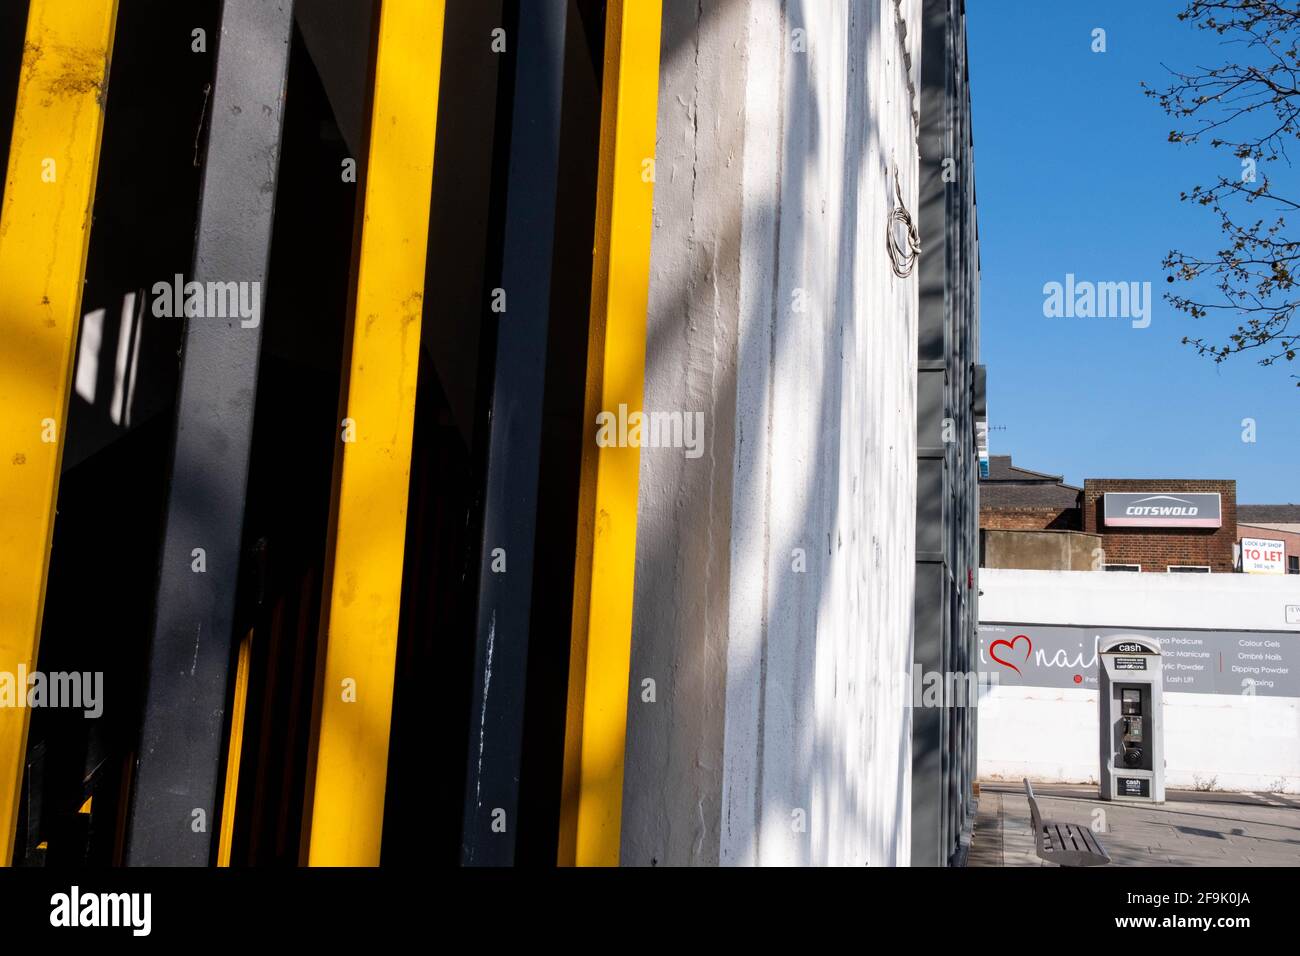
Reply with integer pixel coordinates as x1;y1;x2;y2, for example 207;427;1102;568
515;0;607;868
913;0;951;869
461;0;569;866
125;0;294;867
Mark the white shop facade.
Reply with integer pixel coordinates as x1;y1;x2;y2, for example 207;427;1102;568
977;569;1300;793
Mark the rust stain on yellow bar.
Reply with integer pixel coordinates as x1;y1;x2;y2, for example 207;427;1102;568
303;0;446;867
558;0;662;867
0;0;119;867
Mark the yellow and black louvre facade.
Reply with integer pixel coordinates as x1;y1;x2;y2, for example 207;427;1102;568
0;0;983;868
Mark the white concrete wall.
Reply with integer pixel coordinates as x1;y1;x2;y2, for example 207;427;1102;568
720;0;920;867
621;0;922;866
979;569;1300;793
620;0;750;867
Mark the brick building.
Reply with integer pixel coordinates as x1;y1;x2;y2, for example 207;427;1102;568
980;457;1259;574
1082;478;1237;573
979;456;1080;530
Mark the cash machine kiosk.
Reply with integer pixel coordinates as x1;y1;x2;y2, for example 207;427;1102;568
1098;636;1165;803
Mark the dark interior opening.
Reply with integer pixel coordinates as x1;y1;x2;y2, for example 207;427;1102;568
516;0;607;867
223;7;370;867
0;0;31;213
380;0;607;866
380;0;510;867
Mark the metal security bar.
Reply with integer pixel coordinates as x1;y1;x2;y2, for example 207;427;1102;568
0;0;119;868
557;0;662;868
303;0;446;868
121;0;294;867
461;0;569;866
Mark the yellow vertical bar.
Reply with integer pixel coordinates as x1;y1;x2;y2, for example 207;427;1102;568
558;0;662;867
304;0;445;867
0;0;118;867
217;630;253;867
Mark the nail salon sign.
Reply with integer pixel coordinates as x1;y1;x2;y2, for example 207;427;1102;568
979;623;1300;697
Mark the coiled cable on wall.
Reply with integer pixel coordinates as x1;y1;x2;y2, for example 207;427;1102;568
887;168;921;278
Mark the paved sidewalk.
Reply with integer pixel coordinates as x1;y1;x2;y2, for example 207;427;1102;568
969;781;1300;866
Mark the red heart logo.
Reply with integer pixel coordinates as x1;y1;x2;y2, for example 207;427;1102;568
989;634;1032;676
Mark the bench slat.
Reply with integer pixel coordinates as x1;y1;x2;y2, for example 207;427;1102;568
1067;824;1090;852
1056;824;1074;853
1080;827;1103;854
1022;779;1111;867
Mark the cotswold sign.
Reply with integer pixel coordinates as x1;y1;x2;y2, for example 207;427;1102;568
1102;492;1221;528
979;623;1300;697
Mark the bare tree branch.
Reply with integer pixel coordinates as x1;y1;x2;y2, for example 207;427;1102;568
1145;1;1300;382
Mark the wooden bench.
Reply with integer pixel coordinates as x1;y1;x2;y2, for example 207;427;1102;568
1023;779;1111;867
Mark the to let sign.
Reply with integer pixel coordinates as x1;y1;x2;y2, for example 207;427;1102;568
1241;537;1286;575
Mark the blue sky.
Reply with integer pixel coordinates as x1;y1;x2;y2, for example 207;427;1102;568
968;1;1299;502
